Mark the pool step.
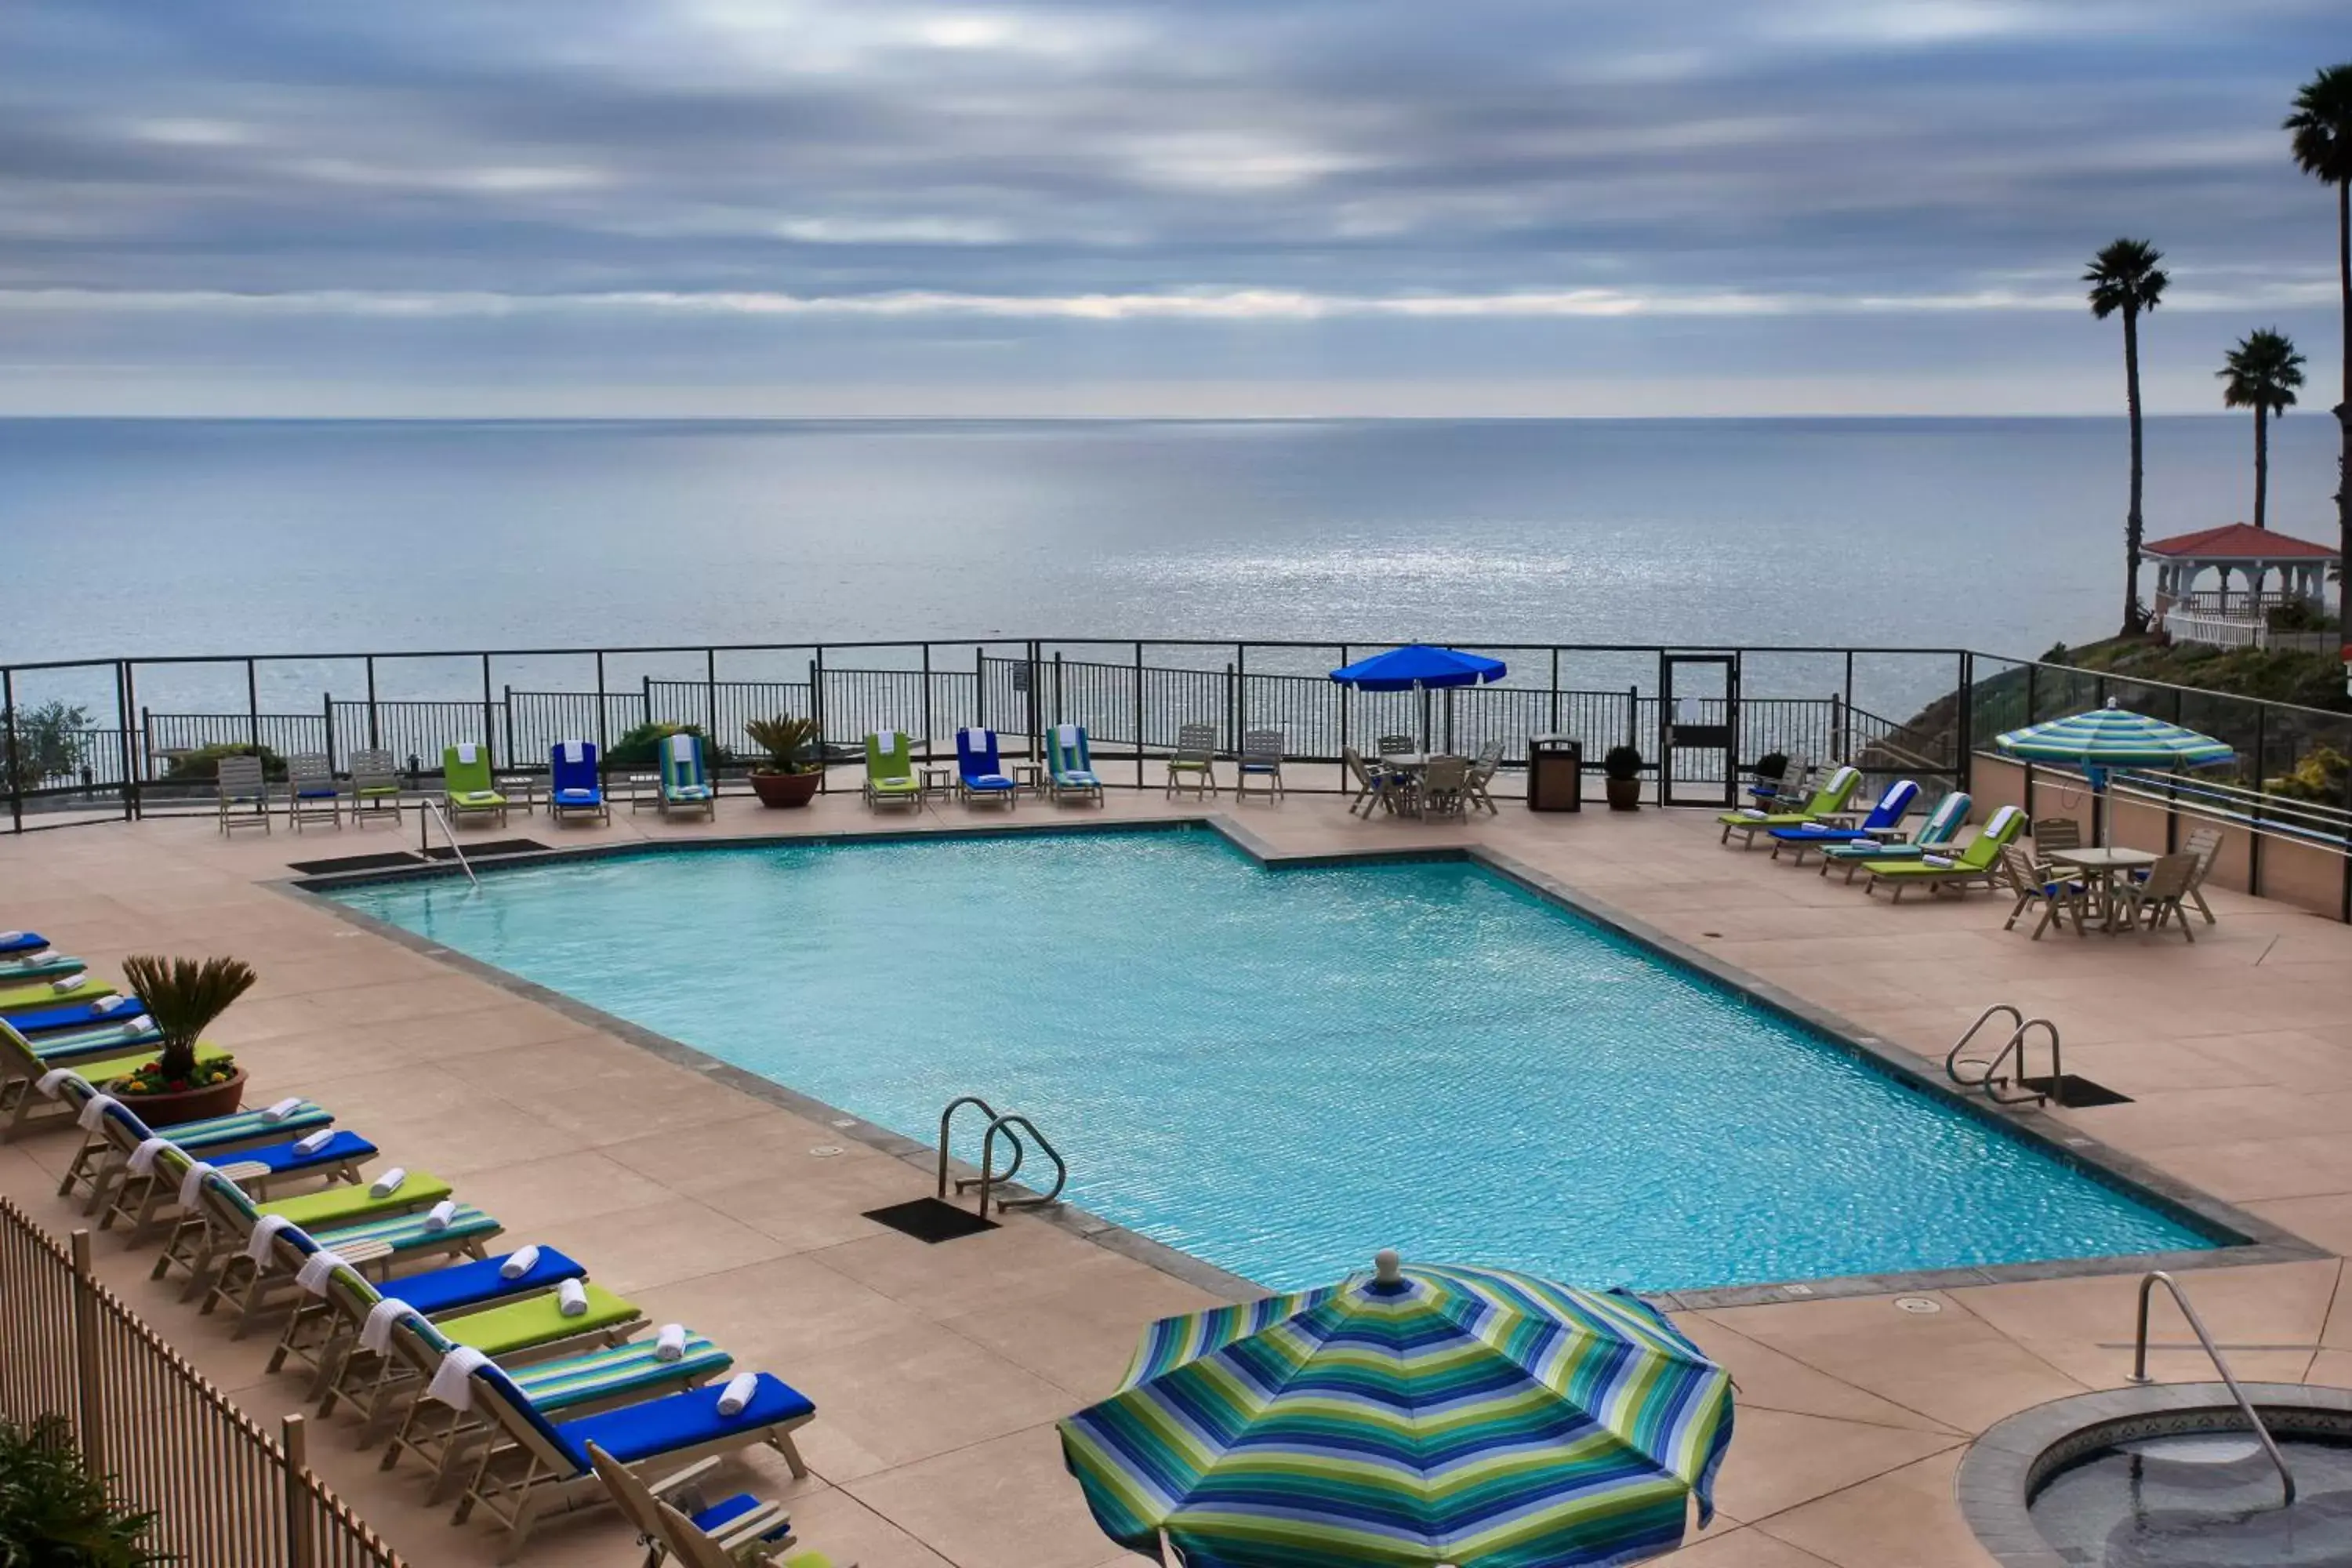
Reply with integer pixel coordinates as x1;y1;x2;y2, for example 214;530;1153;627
935;1094;1069;1217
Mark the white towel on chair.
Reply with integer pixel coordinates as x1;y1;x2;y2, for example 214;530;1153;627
1055;724;1080;749
716;1372;759;1417
37;1069;80;1099
360;1298;419;1356
1737;808;1767;820
127;1137;172;1177
669;733;696;762
427;1346;491;1410
0;931;20;942
655;1323;688;1363
245;1214;295;1264
120;1021;146;1039
556;1279;589;1318
368;1167;406;1199
296;1248;350;1296
76;1094;120;1133
93;994;130;1014
499;1244;540;1280
260;1098;302;1124
50;972;86;993
452;743;478;764
292;1130;334;1156
561;740;586;764
1923;854;1956;869
177;1160;219;1211
422;1200;457;1232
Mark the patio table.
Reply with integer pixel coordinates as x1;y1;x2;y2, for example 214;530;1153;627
2048;847;2158;933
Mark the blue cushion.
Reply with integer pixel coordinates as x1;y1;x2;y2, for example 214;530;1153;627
964;774;1014;789
554;788;602;805
240;1131;376;1174
8;999;148;1036
383;1247;587;1317
552;1375;815;1468
692;1492;790;1541
0;932;50;956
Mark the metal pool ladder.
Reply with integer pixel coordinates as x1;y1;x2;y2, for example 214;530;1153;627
1944;1004;2060;1107
2129;1269;2296;1506
936;1095;1068;1216
419;800;479;888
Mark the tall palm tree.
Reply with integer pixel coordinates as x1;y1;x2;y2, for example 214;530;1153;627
2217;328;2305;530
2287;64;2352;606
2085;238;2169;633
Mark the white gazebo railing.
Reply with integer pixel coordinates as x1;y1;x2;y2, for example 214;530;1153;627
2159;608;2338;655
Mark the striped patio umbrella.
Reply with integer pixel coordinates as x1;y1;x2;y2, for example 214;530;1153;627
1058;1253;1734;1568
1993;698;2234;792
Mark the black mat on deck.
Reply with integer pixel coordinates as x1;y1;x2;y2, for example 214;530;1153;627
285;851;426;875
423;838;549;860
862;1198;999;1243
2019;1073;2134;1108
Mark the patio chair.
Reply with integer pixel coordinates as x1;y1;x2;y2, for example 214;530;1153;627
589;1440;837;1568
1768;779;1918;864
655;1493;848;1568
1235;729;1285;800
2031;816;2084;857
2118;851;2201;942
1464;741;1506;814
1375;734;1416;758
1859;804;2024;900
347;748;405;828
1747;752;1812;810
1165;723;1218;798
1820;790;1971;881
954;728;1018;808
1416;755;1470;818
286;753;343;832
659;734;717;822
1998;844;2087;940
217;753;271;836
443;745;510;827
2129;825;2223;925
1341;747;1403;818
449;1358;813;1562
862;732;922;811
1717;765;1860;848
550;741;610;826
1045;724;1105;805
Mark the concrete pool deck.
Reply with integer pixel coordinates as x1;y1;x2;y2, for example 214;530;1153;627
9;783;2352;1566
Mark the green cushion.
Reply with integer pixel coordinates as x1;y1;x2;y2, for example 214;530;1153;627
1;977;115;1014
260;1171;454;1228
449;790;505;806
868;777;921;794
441;1283;638;1355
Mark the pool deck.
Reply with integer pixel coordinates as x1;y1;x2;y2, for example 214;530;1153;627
9;782;2352;1567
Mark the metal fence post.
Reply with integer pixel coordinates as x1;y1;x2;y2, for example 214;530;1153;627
810;649;825;792
69;1230;104;1479
365;655;379;749
706;648;720;747
1955;652;1973;793
594;652;608;772
1132;642;1144;787
245;659;261;751
321;692;337;778
2;667;16;833
922;644;935;762
114;661;135;822
281;1414;314;1568
1549;648;1560;735
501;685;516;769
479;655;495;768
2251;707;2267;897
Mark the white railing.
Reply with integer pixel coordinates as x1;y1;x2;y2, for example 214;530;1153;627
2159;610;2338;655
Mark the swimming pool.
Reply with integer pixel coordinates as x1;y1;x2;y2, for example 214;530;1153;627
325;828;2218;1292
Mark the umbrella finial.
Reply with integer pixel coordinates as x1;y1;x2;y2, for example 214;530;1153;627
1374;1249;1403;1283
2104;696;2120;708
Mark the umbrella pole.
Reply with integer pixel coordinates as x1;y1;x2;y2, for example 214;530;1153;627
1443;687;1455;753
1420;684;1432;751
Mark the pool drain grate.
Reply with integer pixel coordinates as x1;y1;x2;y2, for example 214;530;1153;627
863;1197;999;1243
286;851;428;875
2019;1074;2133;1108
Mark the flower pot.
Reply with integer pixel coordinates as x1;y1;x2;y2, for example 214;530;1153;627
1605;778;1642;811
115;1067;248;1126
749;771;821;808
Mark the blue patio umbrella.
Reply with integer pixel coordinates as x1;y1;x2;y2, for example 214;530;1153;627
1330;645;1507;750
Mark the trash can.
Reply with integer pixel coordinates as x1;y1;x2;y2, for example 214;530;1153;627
1526;735;1582;811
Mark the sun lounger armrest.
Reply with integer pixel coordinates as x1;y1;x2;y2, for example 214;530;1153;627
647;1454;725;1501
336;1239;394;1265
215;1161;269;1183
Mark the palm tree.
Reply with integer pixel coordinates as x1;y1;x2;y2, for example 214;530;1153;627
2287;64;2352;606
2085;238;2169;633
2216;328;2306;530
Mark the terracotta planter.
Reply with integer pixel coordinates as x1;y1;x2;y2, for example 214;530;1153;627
749;771;821;808
1605;778;1642;811
116;1067;248;1127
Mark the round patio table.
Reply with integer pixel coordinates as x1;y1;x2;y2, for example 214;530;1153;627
2047;846;2158;933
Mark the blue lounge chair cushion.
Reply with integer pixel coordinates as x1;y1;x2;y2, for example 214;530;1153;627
294;787;338;800
693;1492;791;1541
553;787;602;805
0;932;49;956
381;1247;587;1316
551;1374;815;1469
9;998;149;1035
238;1131;376;1175
965;773;1015;790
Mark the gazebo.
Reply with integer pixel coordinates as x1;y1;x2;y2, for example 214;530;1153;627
2146;523;2338;649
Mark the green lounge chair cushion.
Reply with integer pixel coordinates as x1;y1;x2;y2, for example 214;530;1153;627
1717;811;1818;828
441;1283;639;1356
867;775;920;795
1;976;115;1014
260;1171;454;1229
448;789;506;807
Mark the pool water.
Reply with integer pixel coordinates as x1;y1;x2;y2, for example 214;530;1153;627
2031;1435;2352;1566
328;828;2217;1292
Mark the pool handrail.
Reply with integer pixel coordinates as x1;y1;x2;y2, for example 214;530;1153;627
2128;1269;2295;1507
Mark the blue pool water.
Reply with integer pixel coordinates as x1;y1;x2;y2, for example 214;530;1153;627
326;829;2217;1291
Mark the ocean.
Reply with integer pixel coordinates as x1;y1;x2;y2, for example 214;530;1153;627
0;416;2338;715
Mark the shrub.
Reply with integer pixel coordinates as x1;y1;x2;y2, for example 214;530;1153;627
742;715;820;775
605;722;732;771
2;702;93;793
2267;745;2349;804
162;742;286;782
1602;745;1642;781
0;1415;163;1567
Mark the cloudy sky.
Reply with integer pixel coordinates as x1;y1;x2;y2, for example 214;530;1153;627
3;1;2344;416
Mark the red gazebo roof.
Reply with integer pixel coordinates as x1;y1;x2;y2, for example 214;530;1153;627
2143;523;2337;561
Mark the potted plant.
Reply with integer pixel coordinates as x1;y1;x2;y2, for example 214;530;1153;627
1602;745;1644;811
107;954;257;1123
1751;751;1788;787
742;714;822;808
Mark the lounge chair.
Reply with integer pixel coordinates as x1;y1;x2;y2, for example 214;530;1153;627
1235;728;1285;801
1820;790;1971;880
0;930;49;958
1860;805;2025;900
550;741;610;826
444;745;510;828
450;1358;814;1562
862;732;923;811
0;969;118;1016
954;728;1018;809
0;946;87;984
2118;851;2202;942
659;734;717;822
1999;844;2088;940
287;753;343;832
9;993;148;1036
1465;741;1505;814
1044;724;1105;805
1747;753;1813;810
1717;765;1861;847
218;753;271;836
590;1439;832;1568
4;1019;228;1140
1165;723;1218;798
69;1087;376;1236
42;1074;330;1214
1341;747;1403;817
1767;779;1919;864
268;1242;590;1398
347;748;405;828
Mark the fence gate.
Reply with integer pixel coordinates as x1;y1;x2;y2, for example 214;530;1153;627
1659;653;1740;808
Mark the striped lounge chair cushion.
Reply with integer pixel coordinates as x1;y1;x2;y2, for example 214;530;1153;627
510;1333;731;1412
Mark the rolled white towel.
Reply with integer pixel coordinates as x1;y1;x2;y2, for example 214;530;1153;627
368;1167;407;1199
359;1297;418;1356
76;1094;120;1133
498;1244;541;1280
1922;854;1956;869
176;1160;220;1211
292;1129;335;1156
296;1248;350;1296
427;1346;491;1410
1737;808;1767;820
50;972;86;993
654;1323;688;1363
260;1098;302;1124
556;1279;589;1319
127;1136;172;1177
121;1021;147;1038
715;1372;759;1417
93;993;130;1014
422;1200;458;1232
245;1214;295;1264
35;1069;80;1099
0;931;21;942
